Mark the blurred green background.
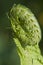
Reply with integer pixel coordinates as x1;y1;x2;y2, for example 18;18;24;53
0;0;43;65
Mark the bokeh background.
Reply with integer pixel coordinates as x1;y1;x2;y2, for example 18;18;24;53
0;0;43;64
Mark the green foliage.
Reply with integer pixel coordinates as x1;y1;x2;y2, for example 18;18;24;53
8;4;43;65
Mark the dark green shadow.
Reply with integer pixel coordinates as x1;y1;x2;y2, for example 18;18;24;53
0;14;20;65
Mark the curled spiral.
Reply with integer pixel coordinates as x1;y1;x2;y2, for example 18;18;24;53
8;4;41;45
